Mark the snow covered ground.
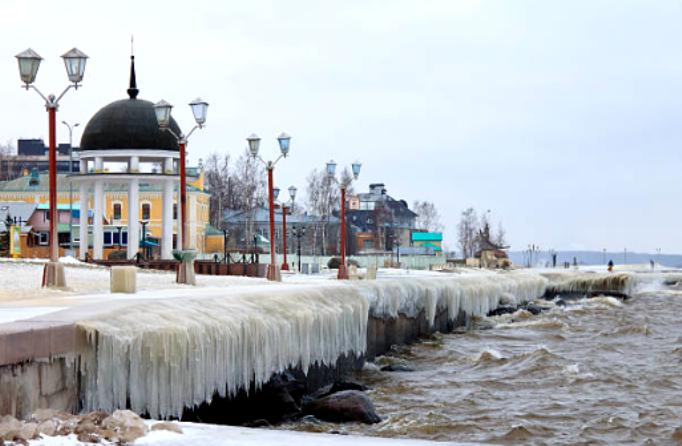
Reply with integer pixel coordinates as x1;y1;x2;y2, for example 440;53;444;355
31;423;483;445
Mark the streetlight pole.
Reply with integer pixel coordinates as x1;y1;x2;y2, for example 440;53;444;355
292;226;305;272
154;98;208;252
325;160;362;279
281;185;297;271
247;133;291;281
62;121;79;253
15;47;88;288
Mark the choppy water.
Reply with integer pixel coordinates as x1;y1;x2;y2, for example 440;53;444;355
291;276;682;445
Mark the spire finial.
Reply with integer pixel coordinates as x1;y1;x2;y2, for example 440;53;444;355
127;36;139;99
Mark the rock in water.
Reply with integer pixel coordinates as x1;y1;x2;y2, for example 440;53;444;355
524;303;544;315
380;364;414;372
303;390;381;424
330;380;369;394
488;305;517;317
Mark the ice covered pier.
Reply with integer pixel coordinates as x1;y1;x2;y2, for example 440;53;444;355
0;262;637;420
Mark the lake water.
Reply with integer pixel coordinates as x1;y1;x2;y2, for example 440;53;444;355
289;274;682;445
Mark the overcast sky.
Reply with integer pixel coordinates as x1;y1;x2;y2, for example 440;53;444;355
2;1;681;254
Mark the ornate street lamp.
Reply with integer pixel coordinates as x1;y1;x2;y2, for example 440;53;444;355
326;160;362;279
280;184;298;271
248;132;291;281
15;47;88;288
154;97;209;284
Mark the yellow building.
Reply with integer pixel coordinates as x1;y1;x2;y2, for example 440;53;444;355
0;169;210;258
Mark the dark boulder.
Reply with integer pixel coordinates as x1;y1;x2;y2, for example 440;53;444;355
380;364;414;372
523;303;544;315
554;299;566;307
487;306;517;317
303;390;381;424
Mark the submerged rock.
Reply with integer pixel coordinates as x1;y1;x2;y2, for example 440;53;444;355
488;305;517;317
523;303;545;315
303;390;381;424
380;364;414;372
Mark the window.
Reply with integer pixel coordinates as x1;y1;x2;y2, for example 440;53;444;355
112;231;128;246
104;231;112;246
364;240;374;249
113;203;122;221
141;203;151;220
44;210;49;221
173;204;177;220
38;232;49;245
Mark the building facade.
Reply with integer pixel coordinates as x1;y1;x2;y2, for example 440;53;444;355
346;183;418;254
0;139;80;182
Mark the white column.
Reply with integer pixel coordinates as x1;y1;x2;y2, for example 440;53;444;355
130;156;139;173
79;181;89;260
93;180;104;260
95;157;103;173
127;178;139;260
162;179;174;259
79;159;87;174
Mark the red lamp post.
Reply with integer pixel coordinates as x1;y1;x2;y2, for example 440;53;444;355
326;160;362;279
154;98;208;251
280;185;297;271
15;47;88;288
247;132;291;281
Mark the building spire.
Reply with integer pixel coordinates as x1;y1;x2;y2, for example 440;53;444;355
127;36;139;99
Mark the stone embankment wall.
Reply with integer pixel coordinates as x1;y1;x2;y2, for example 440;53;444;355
0;270;633;421
0;307;468;420
0;357;78;419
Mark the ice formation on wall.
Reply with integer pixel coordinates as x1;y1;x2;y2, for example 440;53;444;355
77;270;551;419
78;284;368;418
540;271;634;296
357;270;548;325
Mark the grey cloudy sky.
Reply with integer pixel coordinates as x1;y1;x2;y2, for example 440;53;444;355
2;0;681;253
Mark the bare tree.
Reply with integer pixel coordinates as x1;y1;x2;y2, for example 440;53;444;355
305;168;340;255
204;152;232;226
494;220;507;247
0;140;16;181
413;200;443;232
457;207;479;258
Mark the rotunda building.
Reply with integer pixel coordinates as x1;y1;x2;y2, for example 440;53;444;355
71;56;182;260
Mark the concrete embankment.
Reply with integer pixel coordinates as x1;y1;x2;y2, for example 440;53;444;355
0;269;635;422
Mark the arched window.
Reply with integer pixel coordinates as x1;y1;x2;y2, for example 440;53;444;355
141;203;151;221
113;203;122;221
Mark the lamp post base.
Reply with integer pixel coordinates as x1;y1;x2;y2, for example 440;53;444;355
281;262;289;271
173;250;197;285
42;261;66;288
337;263;349;280
267;264;281;281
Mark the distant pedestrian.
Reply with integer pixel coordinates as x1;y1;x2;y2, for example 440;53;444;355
650;259;655;270
608;260;614;272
